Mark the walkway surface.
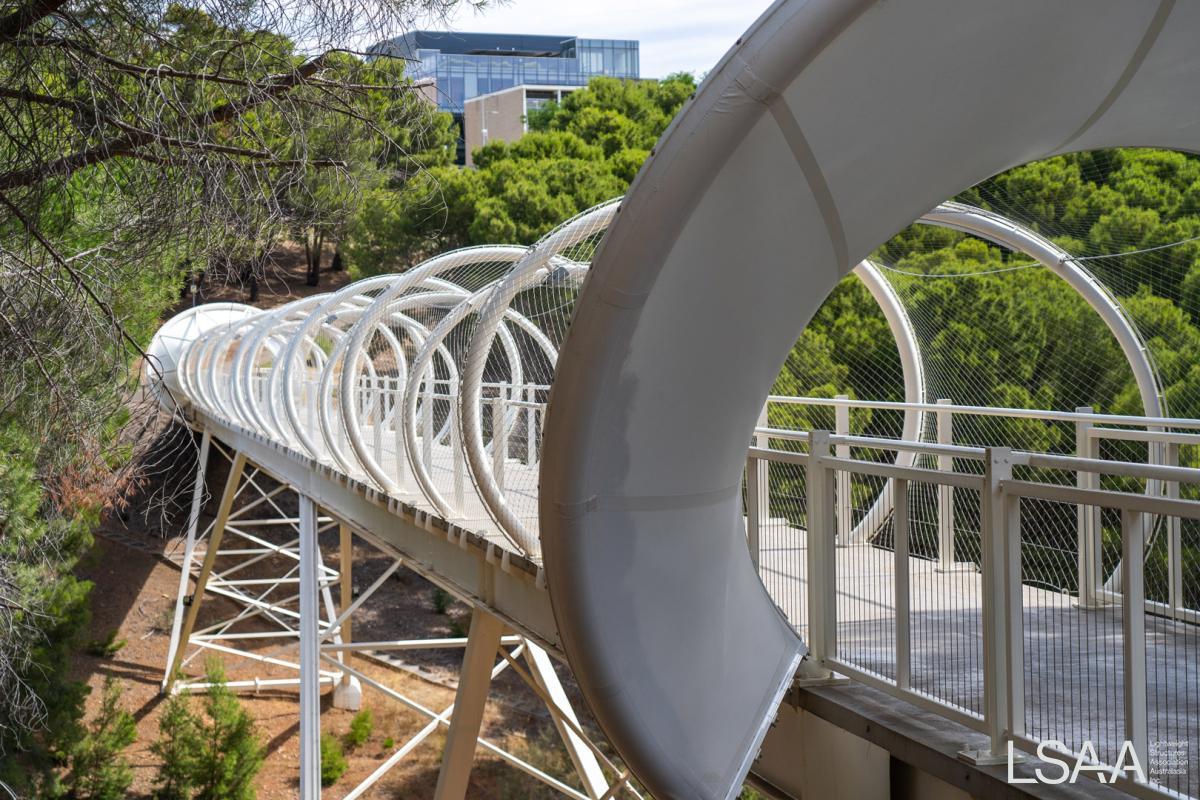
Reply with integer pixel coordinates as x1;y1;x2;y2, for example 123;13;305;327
758;522;1200;797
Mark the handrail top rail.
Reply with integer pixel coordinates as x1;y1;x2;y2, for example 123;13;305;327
769;394;1200;431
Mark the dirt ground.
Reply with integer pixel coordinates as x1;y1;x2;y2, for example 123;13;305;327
74;528;590;799
179;241;355;311
69;251;604;798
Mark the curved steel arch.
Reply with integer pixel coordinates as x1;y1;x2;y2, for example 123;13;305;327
843;260;925;543
922;201;1166;420
334;245;533;493
845;200;1170;544
461;199;622;557
401;262;587;522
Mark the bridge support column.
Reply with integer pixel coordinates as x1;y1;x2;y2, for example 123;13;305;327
433;606;505;800
332;522;362;710
162;428;211;693
298;494;323;799
164;448;246;694
524;643;609;799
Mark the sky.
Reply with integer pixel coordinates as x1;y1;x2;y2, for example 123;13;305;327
439;0;771;79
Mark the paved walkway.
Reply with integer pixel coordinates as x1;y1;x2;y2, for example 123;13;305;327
758;522;1200;797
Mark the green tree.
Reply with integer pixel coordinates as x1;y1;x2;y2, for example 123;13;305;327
152;692;202;800
60;679;137;800
0;426;94;795
320;733;348;786
150;661;265;800
344;73;698;274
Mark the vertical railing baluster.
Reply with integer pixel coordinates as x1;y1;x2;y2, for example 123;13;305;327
979;447;1013;760
393;378;407;489
807;431;837;671
1168;442;1183;619
372;373;383;463
451;383;465;513
492;395;506;489
936;398;956;571
893;477;910;690
1005;492;1025;742
422;377;433;472
835;395;851;545
1122;507;1148;773
526;385;536;465
1075;406;1102;607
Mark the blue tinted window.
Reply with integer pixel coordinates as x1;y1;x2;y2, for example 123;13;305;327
419;37;639;110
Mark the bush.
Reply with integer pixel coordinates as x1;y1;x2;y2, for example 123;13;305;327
382;736;395;749
84;629;126;658
320;733;347;786
344;709;373;750
151;660;265;800
60;678;136;800
431;587;451;615
152;692;200;800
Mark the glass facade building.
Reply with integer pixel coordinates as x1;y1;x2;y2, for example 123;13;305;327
369;32;640;112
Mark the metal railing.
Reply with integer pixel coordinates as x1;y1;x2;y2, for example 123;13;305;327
745;402;1200;800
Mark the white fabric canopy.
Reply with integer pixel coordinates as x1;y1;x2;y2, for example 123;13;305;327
538;1;1200;798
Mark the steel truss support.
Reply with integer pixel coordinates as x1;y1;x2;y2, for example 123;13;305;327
435;606;506;800
298;494;322;799
524;642;610;799
164;442;246;693
160;432;627;799
163;444;342;695
162;427;211;693
332;522;362;710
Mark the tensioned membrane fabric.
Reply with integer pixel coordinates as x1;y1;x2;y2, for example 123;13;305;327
538;1;1200;798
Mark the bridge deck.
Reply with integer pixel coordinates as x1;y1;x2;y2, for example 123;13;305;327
344;430;543;555
758;523;1200;794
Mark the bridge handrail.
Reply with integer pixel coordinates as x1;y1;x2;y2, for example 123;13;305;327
747;431;1200;799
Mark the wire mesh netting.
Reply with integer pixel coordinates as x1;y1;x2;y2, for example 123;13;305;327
753;149;1200;795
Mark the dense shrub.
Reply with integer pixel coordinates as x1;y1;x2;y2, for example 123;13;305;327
151;661;265;800
60;679;137;800
320;733;348;786
345;709;374;750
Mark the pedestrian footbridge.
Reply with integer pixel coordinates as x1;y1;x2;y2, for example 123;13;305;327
146;1;1200;798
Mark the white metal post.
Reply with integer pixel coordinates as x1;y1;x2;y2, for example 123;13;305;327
754;403;770;565
1121;507;1148;773
451;384;466;513
525;385;536;465
893;477;910;691
936;398;957;571
1075;406;1103;608
805;431;837;672
434;607;505;800
1167;442;1183;618
393;378;408;490
1004;493;1025;741
372;374;384;464
492;396;506;489
834;395;852;545
298;495;322;800
961;447;1014;764
423;379;435;471
162;429;212;693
